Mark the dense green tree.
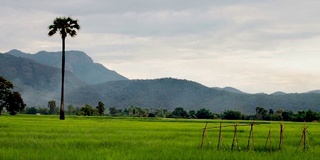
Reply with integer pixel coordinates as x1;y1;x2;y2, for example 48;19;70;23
148;112;156;117
268;109;283;121
195;108;213;119
189;110;196;118
282;111;293;121
316;112;320;121
48;100;56;114
269;109;274;115
0;77;26;115
170;107;188;118
305;109;316;122
152;108;167;117
295;111;306;122
81;104;95;116
255;107;267;120
25;107;38;114
125;106;149;117
221;110;242;120
96;101;105;116
48;17;80;120
270;114;282;121
6;92;25;115
0;76;13;115
139;108;149;117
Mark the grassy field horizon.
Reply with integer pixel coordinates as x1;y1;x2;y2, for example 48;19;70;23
0;115;319;160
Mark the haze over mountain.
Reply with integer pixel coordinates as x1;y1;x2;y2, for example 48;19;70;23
6;49;128;85
0;53;85;106
1;50;320;114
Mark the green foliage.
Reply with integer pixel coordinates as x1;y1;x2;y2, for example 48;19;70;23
24;107;49;115
0;76;13;114
25;107;37;114
0;77;25;115
305;109;317;122
85;104;320;122
6;92;25;115
96;101;105;116
170;107;189;118
48;17;80;38
256;106;268;120
221;110;242;120
48;100;56;114
195;108;213;119
80;104;95;116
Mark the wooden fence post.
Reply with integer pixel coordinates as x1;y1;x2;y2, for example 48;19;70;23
217;122;222;150
231;123;239;151
246;122;254;151
265;127;272;152
297;123;309;151
279;123;284;150
200;122;208;148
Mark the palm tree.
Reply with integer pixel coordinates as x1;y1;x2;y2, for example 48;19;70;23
48;17;80;120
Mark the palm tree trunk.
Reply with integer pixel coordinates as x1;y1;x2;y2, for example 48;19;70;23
60;37;66;120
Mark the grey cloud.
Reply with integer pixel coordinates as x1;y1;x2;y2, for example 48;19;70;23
1;0;259;15
2;0;320;93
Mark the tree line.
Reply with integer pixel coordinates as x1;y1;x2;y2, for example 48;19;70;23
22;100;320;122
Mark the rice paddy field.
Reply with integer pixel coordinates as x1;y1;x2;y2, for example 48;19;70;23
0;115;319;160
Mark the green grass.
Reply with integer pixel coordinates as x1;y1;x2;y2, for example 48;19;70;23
0;115;319;160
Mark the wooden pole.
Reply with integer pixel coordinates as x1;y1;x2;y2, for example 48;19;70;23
247;122;254;151
297;123;309;151
303;124;307;151
231;123;238;151
279;123;284;150
200;122;208;148
265;127;272;152
217;122;222;150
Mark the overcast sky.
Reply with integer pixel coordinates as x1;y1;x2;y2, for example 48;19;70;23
1;0;320;93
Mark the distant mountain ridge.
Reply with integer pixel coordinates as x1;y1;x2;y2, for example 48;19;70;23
306;90;320;94
213;86;246;94
67;78;320;114
6;49;128;85
1;49;320;114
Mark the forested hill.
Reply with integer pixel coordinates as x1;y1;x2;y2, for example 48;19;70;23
67;78;320;114
6;49;128;85
0;53;85;106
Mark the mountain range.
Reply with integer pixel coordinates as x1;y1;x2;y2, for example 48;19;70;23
7;49;127;85
1;49;320;114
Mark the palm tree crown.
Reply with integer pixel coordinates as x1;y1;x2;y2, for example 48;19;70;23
48;17;80;38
